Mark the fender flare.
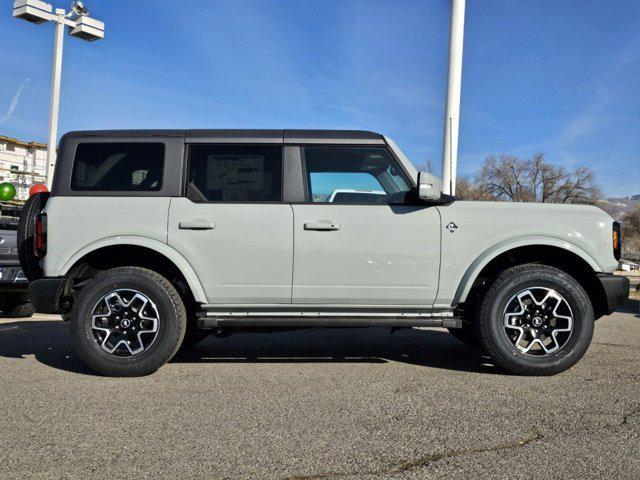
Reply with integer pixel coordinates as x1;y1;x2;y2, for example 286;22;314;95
453;235;602;304
60;235;208;304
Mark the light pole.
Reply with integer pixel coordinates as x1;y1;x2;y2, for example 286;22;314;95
13;0;105;189
441;0;466;196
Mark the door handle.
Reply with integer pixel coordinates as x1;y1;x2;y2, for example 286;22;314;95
304;221;341;231
179;221;216;230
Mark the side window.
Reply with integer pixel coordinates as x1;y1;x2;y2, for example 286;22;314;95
302;146;412;204
186;145;283;202
71;143;164;191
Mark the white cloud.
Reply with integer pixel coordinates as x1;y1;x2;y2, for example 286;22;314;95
0;78;31;124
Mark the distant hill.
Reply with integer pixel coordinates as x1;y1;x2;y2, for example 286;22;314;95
598;196;640;221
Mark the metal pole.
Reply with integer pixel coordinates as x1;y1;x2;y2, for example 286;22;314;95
45;8;65;189
441;0;466;196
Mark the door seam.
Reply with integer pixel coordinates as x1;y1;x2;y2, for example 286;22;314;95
289;203;295;304
166;197;172;244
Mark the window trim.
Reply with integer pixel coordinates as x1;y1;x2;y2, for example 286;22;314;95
299;144;417;206
183;143;286;204
69;142;166;193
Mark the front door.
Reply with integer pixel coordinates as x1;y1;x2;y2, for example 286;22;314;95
292;145;441;305
168;144;293;304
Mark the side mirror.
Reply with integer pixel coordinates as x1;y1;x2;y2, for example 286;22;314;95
417;171;443;202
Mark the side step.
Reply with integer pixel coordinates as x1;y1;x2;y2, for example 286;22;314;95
197;315;462;329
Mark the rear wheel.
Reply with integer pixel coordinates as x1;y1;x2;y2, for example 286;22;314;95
477;264;594;376
70;267;186;376
17;192;50;281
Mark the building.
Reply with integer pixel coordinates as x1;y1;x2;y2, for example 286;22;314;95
620;260;640;272
0;135;48;201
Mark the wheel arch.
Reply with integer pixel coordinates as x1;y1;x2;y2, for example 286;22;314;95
61;236;208;304
454;237;609;319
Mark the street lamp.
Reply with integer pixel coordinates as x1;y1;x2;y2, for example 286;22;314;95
13;0;105;189
441;0;466;196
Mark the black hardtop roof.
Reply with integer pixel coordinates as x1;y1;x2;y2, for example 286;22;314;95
62;129;384;142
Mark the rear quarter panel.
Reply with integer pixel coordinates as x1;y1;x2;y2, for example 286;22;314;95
435;201;618;308
43;196;171;277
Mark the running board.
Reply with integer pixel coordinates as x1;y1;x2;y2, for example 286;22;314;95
197;314;461;329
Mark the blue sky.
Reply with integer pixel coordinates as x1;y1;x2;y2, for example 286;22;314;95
1;0;638;196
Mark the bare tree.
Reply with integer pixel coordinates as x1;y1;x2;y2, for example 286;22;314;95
478;155;532;202
472;153;600;204
413;159;434;173
455;175;496;201
622;205;640;260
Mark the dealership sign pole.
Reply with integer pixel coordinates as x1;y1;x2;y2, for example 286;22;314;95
441;0;466;196
12;1;105;189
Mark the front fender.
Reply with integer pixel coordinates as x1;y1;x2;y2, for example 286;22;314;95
452;235;601;305
60;235;208;304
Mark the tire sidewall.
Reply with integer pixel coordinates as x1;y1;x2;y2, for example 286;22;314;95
480;266;594;374
70;268;185;376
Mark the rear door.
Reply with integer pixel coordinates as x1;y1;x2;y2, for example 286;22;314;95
168;140;293;304
291;145;441;305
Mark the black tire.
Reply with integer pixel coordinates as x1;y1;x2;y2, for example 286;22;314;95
447;326;480;347
5;301;35;318
477;264;594;376
70;267;187;377
17;192;50;282
180;318;209;350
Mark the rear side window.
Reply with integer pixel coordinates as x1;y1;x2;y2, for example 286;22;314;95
71;143;165;191
186;145;282;202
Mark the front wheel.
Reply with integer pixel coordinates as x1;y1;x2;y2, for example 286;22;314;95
70;267;187;376
477;264;594;376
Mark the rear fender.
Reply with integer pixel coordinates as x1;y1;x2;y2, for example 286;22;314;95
60;235;208;304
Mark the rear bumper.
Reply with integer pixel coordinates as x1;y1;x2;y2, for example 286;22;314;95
597;273;630;315
28;278;69;314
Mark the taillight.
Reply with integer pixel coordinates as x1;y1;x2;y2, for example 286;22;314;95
34;212;47;258
612;222;621;261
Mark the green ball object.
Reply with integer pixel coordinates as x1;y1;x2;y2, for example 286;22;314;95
0;182;17;201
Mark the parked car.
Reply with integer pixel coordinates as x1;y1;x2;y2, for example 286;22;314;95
21;129;628;377
327;189;386;203
0;218;34;317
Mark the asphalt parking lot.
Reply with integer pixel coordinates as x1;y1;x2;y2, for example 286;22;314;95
0;301;638;480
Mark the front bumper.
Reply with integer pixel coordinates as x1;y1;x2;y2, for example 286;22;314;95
28;278;69;314
597;273;630;315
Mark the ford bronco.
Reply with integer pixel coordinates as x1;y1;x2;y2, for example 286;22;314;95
21;129;629;376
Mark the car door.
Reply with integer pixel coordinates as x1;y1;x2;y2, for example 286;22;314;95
291;145;441;305
168;142;293;304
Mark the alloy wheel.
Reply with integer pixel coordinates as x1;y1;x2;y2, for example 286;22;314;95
502;287;573;356
90;289;160;356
